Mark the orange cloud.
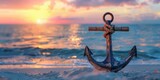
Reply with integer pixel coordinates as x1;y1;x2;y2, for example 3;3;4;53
0;0;45;9
0;0;160;24
130;13;160;24
48;16;84;24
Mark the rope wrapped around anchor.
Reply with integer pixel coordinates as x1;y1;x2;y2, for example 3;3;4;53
103;24;114;38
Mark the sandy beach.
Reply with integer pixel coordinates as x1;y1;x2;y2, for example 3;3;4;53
0;64;160;80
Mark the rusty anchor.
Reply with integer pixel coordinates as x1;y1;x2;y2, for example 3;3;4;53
84;12;137;72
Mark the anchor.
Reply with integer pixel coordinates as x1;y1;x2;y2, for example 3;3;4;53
84;12;137;72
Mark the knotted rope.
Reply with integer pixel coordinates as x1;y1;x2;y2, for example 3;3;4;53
103;24;114;38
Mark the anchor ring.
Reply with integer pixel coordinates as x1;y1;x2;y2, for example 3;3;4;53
103;12;114;24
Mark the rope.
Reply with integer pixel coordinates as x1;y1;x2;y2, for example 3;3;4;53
103;24;114;38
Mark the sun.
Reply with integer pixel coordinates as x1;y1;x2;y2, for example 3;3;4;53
36;19;46;24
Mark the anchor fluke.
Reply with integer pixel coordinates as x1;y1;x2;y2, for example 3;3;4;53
84;12;137;72
84;46;93;56
84;46;112;71
84;45;137;72
129;46;137;57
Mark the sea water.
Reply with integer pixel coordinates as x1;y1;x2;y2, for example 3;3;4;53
0;24;159;79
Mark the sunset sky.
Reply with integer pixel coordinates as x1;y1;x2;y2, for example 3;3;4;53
0;0;160;24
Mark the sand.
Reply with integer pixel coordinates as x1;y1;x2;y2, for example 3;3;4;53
0;65;160;80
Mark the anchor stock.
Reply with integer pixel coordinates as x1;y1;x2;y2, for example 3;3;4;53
88;26;129;31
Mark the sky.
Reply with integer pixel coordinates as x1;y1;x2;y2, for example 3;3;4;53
0;0;160;24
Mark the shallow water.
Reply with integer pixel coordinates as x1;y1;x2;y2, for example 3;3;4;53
0;24;160;79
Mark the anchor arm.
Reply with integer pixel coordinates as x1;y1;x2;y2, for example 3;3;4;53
111;46;137;72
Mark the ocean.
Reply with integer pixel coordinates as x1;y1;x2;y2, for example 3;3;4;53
0;24;160;80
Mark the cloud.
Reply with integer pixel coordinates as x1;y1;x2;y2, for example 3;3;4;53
48;16;84;24
62;0;138;8
151;0;160;4
0;0;45;9
131;13;160;24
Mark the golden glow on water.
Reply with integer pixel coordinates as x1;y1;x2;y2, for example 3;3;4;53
30;57;86;67
4;24;82;49
0;56;88;69
41;52;51;56
68;24;82;48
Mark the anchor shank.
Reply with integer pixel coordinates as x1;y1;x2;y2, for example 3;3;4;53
104;34;114;65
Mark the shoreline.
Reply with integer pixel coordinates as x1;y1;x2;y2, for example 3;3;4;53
0;64;160;74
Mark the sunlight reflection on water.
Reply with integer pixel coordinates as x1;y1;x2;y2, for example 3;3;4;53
0;24;82;49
